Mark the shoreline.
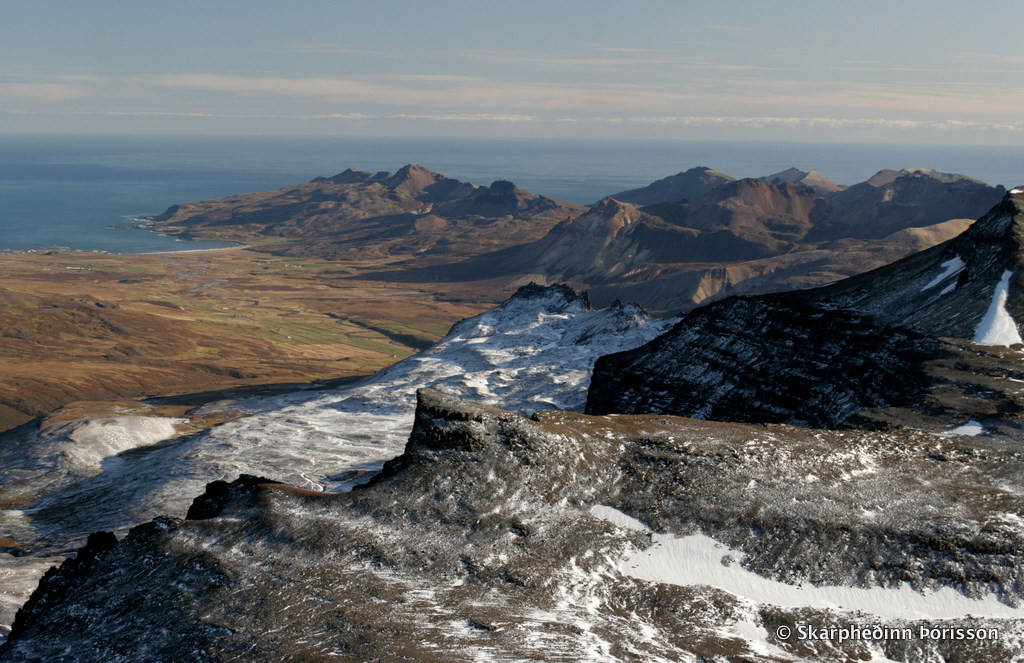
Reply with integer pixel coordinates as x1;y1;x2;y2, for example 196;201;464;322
137;243;244;255
0;241;244;257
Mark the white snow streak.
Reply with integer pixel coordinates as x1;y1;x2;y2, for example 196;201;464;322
920;257;964;292
973;270;1022;346
591;506;1024;621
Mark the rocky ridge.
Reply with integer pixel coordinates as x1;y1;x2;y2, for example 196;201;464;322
381;167;1001;312
151;163;586;260
587;189;1024;429
151;163;1002;313
4;389;1024;661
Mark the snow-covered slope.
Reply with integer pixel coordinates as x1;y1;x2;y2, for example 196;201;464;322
0;284;673;633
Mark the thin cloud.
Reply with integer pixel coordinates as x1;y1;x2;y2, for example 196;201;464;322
276;43;390;56
458;48;679;68
704;24;769;32
622;115;1024;132
0;83;83;102
954;52;1024;64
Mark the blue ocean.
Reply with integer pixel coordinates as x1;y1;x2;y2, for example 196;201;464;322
3;134;1024;253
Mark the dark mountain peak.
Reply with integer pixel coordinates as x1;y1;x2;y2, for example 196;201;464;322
479;179;520;204
506;282;592;310
606;167;734;206
577;197;644;237
438;178;557;217
761;167;841;194
589;196;637;217
312;167;377;184
678;165;732;180
811;168;1005;242
957;187;1024;239
863;168;986;190
760;167;808;184
688;177;821;220
384;163;445;194
897;167;983;185
865;169;901;187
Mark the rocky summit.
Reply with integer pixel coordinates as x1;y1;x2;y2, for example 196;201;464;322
4;388;1024;661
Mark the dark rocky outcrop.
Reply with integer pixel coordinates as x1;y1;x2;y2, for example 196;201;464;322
7;531;117;641
185;474;281;520
587;296;943;427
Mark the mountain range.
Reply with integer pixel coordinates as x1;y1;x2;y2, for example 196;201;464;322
152;163;586;261
3;186;1024;660
151;163;1002;313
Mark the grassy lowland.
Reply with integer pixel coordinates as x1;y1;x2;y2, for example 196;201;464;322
0;247;502;432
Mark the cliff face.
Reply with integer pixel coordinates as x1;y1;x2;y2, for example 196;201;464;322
586;190;1024;426
5;389;1024;662
587;297;942;427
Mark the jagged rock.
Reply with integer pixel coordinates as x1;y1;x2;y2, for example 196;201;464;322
7;531;117;641
185;474;281;520
587;296;942;427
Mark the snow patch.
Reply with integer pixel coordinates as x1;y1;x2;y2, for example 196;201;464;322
943;420;985;437
920;257;965;292
591;506;1024;621
973;270;1022;346
65;416;184;470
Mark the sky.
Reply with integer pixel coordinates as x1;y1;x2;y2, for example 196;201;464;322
3;0;1024;143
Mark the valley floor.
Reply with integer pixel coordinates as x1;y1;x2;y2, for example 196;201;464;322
0;246;509;432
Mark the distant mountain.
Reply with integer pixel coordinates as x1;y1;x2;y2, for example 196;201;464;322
759;166;843;194
152;163;1004;313
605;165;734;205
392;167;999;312
151;164;586;260
587;189;1024;427
806;168;1003;241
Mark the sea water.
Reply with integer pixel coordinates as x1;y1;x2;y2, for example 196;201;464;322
3;134;1024;253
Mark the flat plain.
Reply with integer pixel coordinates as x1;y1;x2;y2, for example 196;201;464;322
0;246;506;432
